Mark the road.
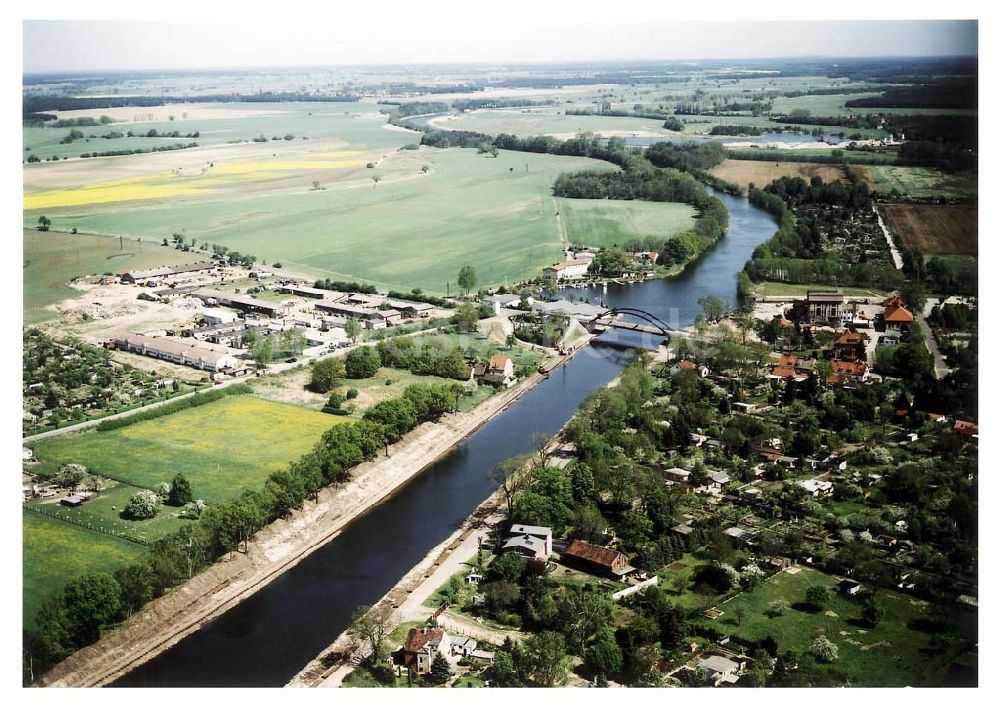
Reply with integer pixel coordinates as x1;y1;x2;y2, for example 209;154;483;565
874;206;904;270
915;310;952;379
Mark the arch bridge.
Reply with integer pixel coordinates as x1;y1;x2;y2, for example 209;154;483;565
589;307;677;340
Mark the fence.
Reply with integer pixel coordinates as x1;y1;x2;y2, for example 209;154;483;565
612;576;659;602
23;502;152;546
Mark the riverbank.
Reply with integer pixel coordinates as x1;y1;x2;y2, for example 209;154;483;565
37;344;588;688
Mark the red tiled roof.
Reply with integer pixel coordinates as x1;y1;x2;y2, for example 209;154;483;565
834;331;864;345
777;354;798;367
954;420;979;437
826;374;842;385
677;360;698;370
489;355;512;370
832;360;868;376
565;540;628;568
403;627;444;654
771;366;797;378
884;304;914;323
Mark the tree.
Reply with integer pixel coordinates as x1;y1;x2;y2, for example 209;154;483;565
37;215;51;231
344;317;362;344
809;635;839;663
585;627;623;680
62;573;122;646
115;563;154;618
805;585;829;611
122;490;159;520
427;651;453;685
251;336;274;369
523;631;570;687
768;598;790;617
345;346;381;379
457;265;477;296
371;175;381;189
347;605;392;660
861;596;885;628
489;457;531;514
483;580;521;616
167;473;193;506
309;357;346;393
452;303;480;333
698;294;727;322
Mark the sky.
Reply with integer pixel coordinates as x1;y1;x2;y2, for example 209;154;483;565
22;17;978;74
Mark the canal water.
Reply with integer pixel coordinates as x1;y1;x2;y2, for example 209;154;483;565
115;190;775;687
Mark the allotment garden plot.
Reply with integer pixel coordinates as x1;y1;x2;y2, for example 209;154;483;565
33;394;348;503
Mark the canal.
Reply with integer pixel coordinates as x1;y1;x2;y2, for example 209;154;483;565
115;189;776;687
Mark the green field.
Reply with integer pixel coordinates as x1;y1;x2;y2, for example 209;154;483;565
23;229;182;324
23;510;146;627
25;148;615;293
714;568;977;686
557;197;696;248
33;395;346;503
31;480;191;544
861;165;978;199
23;102;403;161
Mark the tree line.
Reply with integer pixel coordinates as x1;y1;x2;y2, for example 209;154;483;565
23;382;463;683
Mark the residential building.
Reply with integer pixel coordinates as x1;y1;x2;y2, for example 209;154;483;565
501;524;553;560
399;627;453;675
882;297;915;335
482;355;515;385
696;654;747;686
832;330;867;361
542;258;591;280
562;540;634;580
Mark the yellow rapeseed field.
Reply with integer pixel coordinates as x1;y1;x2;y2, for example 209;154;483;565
23;151;367;210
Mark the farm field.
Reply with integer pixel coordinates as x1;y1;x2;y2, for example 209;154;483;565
556;197;696;248
32;394;347;503
23;101;403;162
881;204;978;255
858;165;978;199
23;229;183;324
675;114;887;139
25;148;616;294
713;567;977;687
709;159;847;190
432;109;681;139
23;510;146;627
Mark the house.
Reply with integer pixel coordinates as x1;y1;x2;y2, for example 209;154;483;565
60;493;90;507
562;540;633;581
837;579;863;596
451;636;479;658
500;524;553;560
829;360;870;385
399;627;453;675
882;297;914;335
696;654;747;686
769;354;808;382
671;360;709;378
733;402;767;415
833;330;867;361
664;467;691;483
954;420;979;439
724;526;757;546
795;479;834;498
482;355;515;386
483;293;526;314
542;258;591;281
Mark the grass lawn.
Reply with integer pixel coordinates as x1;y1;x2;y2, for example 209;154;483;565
23;229;182;324
657;551;719;611
23;509;146;627
752;281;888;299
556;197;696;248
714;567;977;686
31;480;192;544
25;147;614;294
33;394;347;503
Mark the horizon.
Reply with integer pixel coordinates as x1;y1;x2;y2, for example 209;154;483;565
23;19;977;75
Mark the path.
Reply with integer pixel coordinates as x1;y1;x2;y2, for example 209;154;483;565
914;310;952;379
874;206;904;270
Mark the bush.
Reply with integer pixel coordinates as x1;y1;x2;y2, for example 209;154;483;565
122;490;159;520
346;388;359;400
309;357;345;392
805;585;829;611
167;474;193;506
809;635;839;663
345;346;381;379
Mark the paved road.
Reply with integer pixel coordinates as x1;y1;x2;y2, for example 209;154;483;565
915;311;952;379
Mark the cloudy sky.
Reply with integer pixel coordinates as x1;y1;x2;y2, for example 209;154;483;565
23;17;977;74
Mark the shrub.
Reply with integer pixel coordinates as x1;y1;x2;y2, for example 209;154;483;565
345;347;381;379
346;388;359;400
809;635;839;663
122;490;159;520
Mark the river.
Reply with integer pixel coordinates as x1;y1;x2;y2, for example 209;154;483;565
114;189;776;687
